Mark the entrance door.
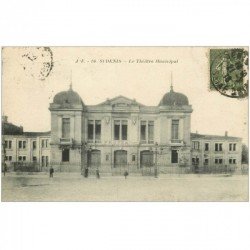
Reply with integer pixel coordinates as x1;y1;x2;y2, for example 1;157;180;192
140;150;153;168
171;149;178;164
114;150;127;168
62;148;70;162
87;150;101;168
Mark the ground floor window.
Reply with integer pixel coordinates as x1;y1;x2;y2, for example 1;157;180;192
229;159;236;164
192;157;199;165
215;158;223;164
62;148;70;162
18;156;26;161
171;150;178;164
204;159;209;165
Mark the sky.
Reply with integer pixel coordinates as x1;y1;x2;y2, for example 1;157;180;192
2;47;248;143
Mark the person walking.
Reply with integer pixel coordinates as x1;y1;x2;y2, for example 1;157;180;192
84;167;89;178
3;163;7;176
96;168;100;179
49;166;54;178
124;170;129;179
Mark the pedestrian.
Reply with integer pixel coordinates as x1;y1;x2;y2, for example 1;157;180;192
154;168;158;178
96;168;100;179
49;166;54;178
124;170;129;179
3;163;7;176
84;168;89;178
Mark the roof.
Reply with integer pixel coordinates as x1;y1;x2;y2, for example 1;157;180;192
53;86;84;106
23;131;51;137
2;122;23;135
159;88;189;106
191;132;241;141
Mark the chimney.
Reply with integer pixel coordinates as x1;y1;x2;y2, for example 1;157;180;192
225;131;228;137
196;130;198;134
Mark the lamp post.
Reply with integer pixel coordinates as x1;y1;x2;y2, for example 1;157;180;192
152;142;163;178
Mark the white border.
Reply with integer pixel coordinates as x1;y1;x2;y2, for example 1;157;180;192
1;1;250;250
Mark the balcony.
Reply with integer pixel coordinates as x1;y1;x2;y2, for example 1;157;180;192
170;139;184;145
60;138;73;145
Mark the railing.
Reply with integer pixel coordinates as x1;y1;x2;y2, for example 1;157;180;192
170;139;183;144
2;161;247;175
60;138;73;144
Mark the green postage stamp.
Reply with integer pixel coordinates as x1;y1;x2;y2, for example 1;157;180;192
210;48;248;98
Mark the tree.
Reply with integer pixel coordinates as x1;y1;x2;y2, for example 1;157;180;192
242;144;248;164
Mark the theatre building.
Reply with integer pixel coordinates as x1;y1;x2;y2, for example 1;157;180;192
49;84;193;173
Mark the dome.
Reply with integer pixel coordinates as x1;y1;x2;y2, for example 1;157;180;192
159;86;189;106
53;86;84;106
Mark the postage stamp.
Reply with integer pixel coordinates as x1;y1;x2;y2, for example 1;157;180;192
210;48;248;98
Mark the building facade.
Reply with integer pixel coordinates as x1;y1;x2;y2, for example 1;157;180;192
2;85;242;173
2;116;50;171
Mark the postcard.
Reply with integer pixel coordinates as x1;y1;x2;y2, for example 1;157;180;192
1;47;248;201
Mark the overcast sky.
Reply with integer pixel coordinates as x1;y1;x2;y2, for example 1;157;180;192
2;47;248;143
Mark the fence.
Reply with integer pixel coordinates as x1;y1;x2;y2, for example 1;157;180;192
2;161;249;175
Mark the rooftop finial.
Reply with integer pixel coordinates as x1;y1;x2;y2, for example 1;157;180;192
170;71;173;91
69;70;73;90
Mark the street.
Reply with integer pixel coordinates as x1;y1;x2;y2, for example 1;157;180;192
1;173;248;202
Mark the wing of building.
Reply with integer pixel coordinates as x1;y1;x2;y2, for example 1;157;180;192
2;85;242;174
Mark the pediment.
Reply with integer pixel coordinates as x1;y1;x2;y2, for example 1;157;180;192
97;95;145;107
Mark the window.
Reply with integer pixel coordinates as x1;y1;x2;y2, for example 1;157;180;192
88;120;101;142
132;155;136;162
88;120;94;140
4;140;12;149
192;157;199;165
205;143;209;151
18;141;26;149
171;150;178;163
18;156;26;161
140;121;146;142
114;120;120;140
42;139;49;148
229;143;236;151
171;120;179;140
148;121;154;143
62;148;70;162
215;158;223;164
114;120;127;141
6;156;12;161
95;120;101;141
229;159;236;164
121;120;127;140
215;143;223;151
204;159;209;165
33;141;36;150
140;121;154;144
42;156;45;166
46;156;49;167
62;118;70;139
192;141;200;150
106;155;109;161
33;156;37;162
